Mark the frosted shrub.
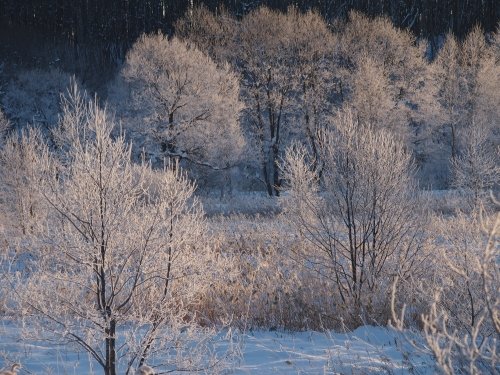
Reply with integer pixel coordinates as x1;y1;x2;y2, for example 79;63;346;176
201;214;339;330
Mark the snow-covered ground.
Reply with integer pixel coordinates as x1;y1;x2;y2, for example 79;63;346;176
233;327;436;374
1;321;437;374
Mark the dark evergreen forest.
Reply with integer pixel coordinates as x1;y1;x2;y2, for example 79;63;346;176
1;1;498;40
1;1;498;87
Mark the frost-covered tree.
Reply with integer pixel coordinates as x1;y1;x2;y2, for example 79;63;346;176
175;5;237;65
120;33;245;171
451;126;499;205
281;108;425;316
342;11;427;88
235;7;336;195
460;27;490;120
431;34;466;161
338;11;428;128
11;98;224;375
432;27;498;161
177;6;340;193
236;7;295;196
0;128;46;236
474;49;500;131
348;56;408;138
287;7;336;174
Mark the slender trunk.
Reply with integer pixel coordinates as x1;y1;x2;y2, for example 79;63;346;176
139;320;160;368
306;126;319;171
110;320;117;375
451;123;456;160
266;85;277;197
105;318;117;375
255;92;273;196
164;207;173;298
346;184;357;298
464;253;475;330
302;82;321;175
98;148;116;375
263;159;273;196
272;95;284;197
272;144;280;196
370;188;378;290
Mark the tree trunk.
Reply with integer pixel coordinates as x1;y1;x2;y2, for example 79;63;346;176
105;319;117;375
263;153;273;196
451;123;457;160
272;143;280;196
255;92;274;196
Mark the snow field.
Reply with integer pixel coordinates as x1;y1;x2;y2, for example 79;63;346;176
1;321;436;374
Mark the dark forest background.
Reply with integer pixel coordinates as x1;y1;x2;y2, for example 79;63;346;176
1;1;499;41
1;1;498;87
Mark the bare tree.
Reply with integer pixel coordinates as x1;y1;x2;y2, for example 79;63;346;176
339;11;426;86
288;7;337;175
119;33;245;172
460;27;490;126
432;27;497;162
338;12;428;131
348;55;408;138
432;34;467;161
451;125;500;205
234;6;337;195
236;7;295;196
0;128;46;236
175;5;237;65
474;49;500;132
11;97;225;375
281;108;425;317
177;6;338;191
